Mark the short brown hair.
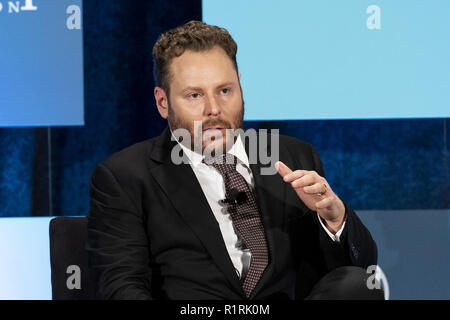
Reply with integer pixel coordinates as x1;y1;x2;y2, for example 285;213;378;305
152;20;239;97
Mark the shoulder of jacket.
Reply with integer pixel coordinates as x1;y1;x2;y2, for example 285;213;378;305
278;134;314;152
96;136;158;176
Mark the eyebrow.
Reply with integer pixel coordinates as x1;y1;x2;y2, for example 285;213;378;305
181;82;235;93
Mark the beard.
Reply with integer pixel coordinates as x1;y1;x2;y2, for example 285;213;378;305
167;97;245;156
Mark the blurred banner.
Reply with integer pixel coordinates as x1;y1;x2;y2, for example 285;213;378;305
0;0;84;126
204;0;450;120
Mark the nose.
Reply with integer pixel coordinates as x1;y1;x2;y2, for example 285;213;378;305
203;94;221;117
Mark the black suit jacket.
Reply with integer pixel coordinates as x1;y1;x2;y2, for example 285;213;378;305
86;127;377;300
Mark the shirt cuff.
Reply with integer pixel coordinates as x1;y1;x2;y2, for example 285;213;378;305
317;212;346;242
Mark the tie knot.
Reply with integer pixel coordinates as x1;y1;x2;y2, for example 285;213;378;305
203;153;237;166
203;153;238;178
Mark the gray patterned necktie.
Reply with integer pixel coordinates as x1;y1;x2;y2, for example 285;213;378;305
204;153;269;297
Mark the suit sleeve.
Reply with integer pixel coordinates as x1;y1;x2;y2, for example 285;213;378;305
310;145;378;269
86;163;152;299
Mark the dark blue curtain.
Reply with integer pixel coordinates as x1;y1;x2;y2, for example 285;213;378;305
245;119;449;210
0;0;448;217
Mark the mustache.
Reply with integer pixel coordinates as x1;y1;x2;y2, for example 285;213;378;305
201;119;232;130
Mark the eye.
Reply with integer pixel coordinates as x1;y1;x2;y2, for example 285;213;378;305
220;87;230;95
188;92;201;99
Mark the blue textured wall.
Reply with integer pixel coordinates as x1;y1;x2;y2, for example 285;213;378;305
0;128;35;217
244;119;449;210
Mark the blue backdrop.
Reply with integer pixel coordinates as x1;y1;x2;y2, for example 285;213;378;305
0;0;448;299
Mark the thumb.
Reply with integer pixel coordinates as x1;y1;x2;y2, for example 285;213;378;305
275;161;292;178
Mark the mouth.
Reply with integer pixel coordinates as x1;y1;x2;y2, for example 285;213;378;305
203;126;225;132
202;126;228;141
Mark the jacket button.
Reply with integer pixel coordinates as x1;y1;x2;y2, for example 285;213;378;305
350;243;359;261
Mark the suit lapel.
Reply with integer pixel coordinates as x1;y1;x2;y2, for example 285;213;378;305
147;128;246;297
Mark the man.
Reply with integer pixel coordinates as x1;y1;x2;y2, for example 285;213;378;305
87;20;382;300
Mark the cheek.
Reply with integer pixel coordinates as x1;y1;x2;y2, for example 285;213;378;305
225;95;243;115
219;92;239;107
172;100;203;119
231;91;243;106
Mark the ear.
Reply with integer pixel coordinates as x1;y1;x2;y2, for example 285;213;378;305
238;72;241;80
154;86;169;119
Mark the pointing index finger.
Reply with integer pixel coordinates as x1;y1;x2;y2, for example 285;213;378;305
275;161;292;178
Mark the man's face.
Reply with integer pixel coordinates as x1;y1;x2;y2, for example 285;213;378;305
165;46;244;154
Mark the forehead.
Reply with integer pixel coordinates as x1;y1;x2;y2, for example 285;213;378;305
169;46;237;89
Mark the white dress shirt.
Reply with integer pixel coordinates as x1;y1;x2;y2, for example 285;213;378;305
173;133;346;279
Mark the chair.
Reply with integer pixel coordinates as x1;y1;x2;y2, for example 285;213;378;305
49;217;95;300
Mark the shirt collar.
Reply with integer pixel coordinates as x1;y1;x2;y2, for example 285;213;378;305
170;129;250;169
